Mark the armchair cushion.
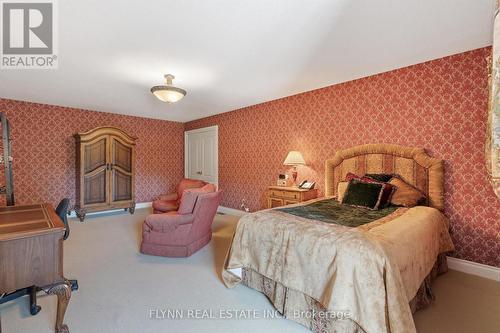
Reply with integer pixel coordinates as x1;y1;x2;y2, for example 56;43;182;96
145;212;194;233
178;191;199;214
178;183;217;214
177;179;208;199
152;200;178;213
157;193;178;201
152;178;208;214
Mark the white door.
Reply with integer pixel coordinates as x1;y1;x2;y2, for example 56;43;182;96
185;126;218;184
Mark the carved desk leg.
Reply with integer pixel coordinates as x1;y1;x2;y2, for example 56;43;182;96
47;282;71;333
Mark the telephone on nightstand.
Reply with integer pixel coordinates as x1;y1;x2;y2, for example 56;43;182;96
299;180;315;189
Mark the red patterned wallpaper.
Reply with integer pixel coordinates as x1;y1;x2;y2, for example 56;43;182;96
1;48;498;267
0;99;185;207
186;47;500;267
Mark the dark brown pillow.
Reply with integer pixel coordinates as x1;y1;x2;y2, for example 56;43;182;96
342;179;386;210
388;177;426;207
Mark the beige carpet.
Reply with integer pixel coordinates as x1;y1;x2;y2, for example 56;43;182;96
0;208;498;333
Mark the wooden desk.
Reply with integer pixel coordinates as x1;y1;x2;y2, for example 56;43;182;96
0;204;72;333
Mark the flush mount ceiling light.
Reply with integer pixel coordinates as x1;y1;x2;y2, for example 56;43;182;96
151;74;186;103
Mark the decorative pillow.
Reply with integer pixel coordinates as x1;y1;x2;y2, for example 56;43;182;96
337;181;349;202
178;183;217;214
199;183;217;193
364;173;394;183
359;176;396;208
341;179;386;210
344;173;395;208
388;177;426;207
345;172;359;182
177;191;199;214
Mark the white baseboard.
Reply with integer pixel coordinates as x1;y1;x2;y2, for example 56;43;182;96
68;203;247;218
68;202;244;219
447;256;500;281
68;202;152;218
217;205;248;217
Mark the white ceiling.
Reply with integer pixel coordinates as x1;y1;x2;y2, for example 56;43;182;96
0;0;495;122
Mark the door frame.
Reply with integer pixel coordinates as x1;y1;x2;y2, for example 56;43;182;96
184;125;219;186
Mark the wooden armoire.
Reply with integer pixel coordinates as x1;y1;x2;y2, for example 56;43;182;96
74;127;136;221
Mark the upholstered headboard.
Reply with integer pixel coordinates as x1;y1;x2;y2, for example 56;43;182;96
325;144;445;211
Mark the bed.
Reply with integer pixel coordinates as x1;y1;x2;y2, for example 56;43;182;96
222;144;454;333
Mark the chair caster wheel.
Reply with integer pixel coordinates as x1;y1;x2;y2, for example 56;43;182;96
30;304;41;315
70;279;79;291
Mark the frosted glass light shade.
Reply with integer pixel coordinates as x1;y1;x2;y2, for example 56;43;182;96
283;151;306;165
151;74;186;103
151;86;186;103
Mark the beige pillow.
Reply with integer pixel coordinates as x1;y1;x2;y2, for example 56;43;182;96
388;177;425;207
337;181;349;202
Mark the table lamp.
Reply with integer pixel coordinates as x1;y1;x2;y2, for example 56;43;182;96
283;151;306;186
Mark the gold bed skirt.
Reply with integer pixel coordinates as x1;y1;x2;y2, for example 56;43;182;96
242;253;449;333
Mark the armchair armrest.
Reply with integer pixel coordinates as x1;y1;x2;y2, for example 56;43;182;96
145;213;194;232
156;193;178;201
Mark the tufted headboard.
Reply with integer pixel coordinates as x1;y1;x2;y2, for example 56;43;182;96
325;144;445;211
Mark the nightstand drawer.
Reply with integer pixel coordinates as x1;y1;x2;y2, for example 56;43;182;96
270;190;284;198
270;189;300;200
282;191;300;200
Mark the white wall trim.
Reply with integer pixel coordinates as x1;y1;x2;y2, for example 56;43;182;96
217;205;248;217
447;256;500;281
69;202;152;219
69;203;247;219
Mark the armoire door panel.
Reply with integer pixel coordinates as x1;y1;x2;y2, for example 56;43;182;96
112;170;132;202
84;171;107;205
112;139;132;173
110;137;133;203
84;138;107;174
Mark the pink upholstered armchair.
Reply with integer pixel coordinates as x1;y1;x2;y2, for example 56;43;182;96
152;178;207;214
141;184;222;257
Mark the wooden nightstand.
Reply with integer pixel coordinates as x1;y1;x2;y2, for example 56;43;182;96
267;186;318;208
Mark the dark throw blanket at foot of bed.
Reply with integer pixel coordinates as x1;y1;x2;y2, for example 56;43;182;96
277;199;398;227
